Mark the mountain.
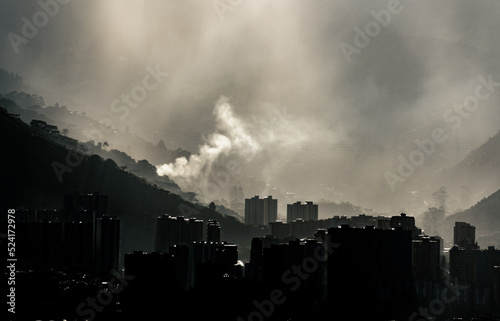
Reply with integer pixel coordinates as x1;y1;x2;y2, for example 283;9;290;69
439;129;500;208
0;85;193;171
0;96;187;193
0;105;263;259
422;189;500;248
445;189;500;248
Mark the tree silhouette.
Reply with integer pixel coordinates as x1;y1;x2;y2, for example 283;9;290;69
432;186;449;211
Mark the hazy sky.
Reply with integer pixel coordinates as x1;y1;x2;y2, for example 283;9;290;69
2;0;500;213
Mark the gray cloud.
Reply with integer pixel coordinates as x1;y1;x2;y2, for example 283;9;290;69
1;0;500;212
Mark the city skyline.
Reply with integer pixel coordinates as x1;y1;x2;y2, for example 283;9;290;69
4;189;500;320
2;0;500;320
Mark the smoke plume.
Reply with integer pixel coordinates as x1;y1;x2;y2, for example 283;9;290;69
156;96;260;191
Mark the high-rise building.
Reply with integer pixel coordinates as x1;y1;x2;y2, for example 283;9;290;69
155;215;203;253
454;222;478;249
122;250;178;315
207;219;221;243
262;239;325;298
390;213;421;238
244;195;278;226
95;216;121;277
450;245;500;288
494;266;500;312
412;236;441;282
263;196;278;223
16;193;120;277
327;225;414;317
65;220;94;271
245;196;259;226
64;191;108;221
450;245;500;309
286;201;318;222
169;242;238;289
287;201;301;222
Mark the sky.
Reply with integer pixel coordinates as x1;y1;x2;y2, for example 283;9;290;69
1;0;500;215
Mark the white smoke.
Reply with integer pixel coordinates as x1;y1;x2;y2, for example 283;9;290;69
156;96;260;187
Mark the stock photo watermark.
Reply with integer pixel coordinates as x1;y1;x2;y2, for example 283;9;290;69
51;64;168;183
76;270;135;321
6;209;17;315
409;278;467;321
197;105;295;202
7;0;73;54
384;73;500;192
237;242;340;321
83;64;169;141
339;0;408;63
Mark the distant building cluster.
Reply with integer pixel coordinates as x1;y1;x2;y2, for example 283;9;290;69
9;192;500;319
241;195;500;313
244;195;278;226
153;214;237;289
127;241;239;291
245;224;415;316
287;201;318;222
450;222;500;309
16;192;120;278
154;214;203;253
270;212;422;239
244;196;319;226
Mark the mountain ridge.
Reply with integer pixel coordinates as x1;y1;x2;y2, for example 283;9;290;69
443;188;500;248
439;129;500;206
0;104;263;259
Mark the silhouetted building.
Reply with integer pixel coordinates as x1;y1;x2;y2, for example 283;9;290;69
155;215;203;253
15;208;61;223
377;216;392;229
170;242;238;289
46;221;65;267
95;216;121;277
244;195;278;226
262;238;326;299
64;191;108;221
454;221;479;249
390;213;414;229
269;214;398;239
246;235;281;281
65;221;94;271
450;245;500;309
207;219;221;243
286;201;318;222
16;193;120;278
350;213;377;228
327;225;415;319
391;213;421;238
314;228;328;244
412;236;441;282
270;220;289;239
123;251;180;317
124;251;174;281
494;266;500;312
